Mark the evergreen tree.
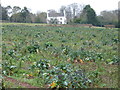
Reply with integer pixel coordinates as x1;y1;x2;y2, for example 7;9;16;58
74;5;99;25
82;5;99;25
21;7;31;22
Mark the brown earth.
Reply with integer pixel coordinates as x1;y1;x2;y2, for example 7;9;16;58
4;76;39;88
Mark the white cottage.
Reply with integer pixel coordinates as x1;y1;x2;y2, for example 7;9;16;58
47;10;67;24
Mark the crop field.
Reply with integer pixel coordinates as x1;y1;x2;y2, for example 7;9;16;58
1;23;119;88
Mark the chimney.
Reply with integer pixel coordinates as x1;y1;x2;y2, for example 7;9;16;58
47;10;49;18
63;10;66;17
46;10;50;24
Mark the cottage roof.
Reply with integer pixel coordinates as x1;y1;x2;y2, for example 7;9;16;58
48;13;64;17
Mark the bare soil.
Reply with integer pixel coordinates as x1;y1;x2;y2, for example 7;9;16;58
4;76;39;88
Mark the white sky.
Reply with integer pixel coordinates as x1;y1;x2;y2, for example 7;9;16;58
1;0;119;15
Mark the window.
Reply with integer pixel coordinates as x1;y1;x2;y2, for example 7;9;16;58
60;22;62;24
60;18;62;20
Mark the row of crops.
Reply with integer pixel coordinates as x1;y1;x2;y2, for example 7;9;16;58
2;24;119;88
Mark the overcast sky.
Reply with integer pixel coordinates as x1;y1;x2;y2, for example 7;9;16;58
1;0;119;15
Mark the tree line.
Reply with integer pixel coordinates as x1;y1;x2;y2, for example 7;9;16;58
0;3;118;27
0;5;47;23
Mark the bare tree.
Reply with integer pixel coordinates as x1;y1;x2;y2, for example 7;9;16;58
65;6;72;23
59;6;66;14
69;3;85;18
99;10;118;25
69;3;78;18
60;3;85;23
